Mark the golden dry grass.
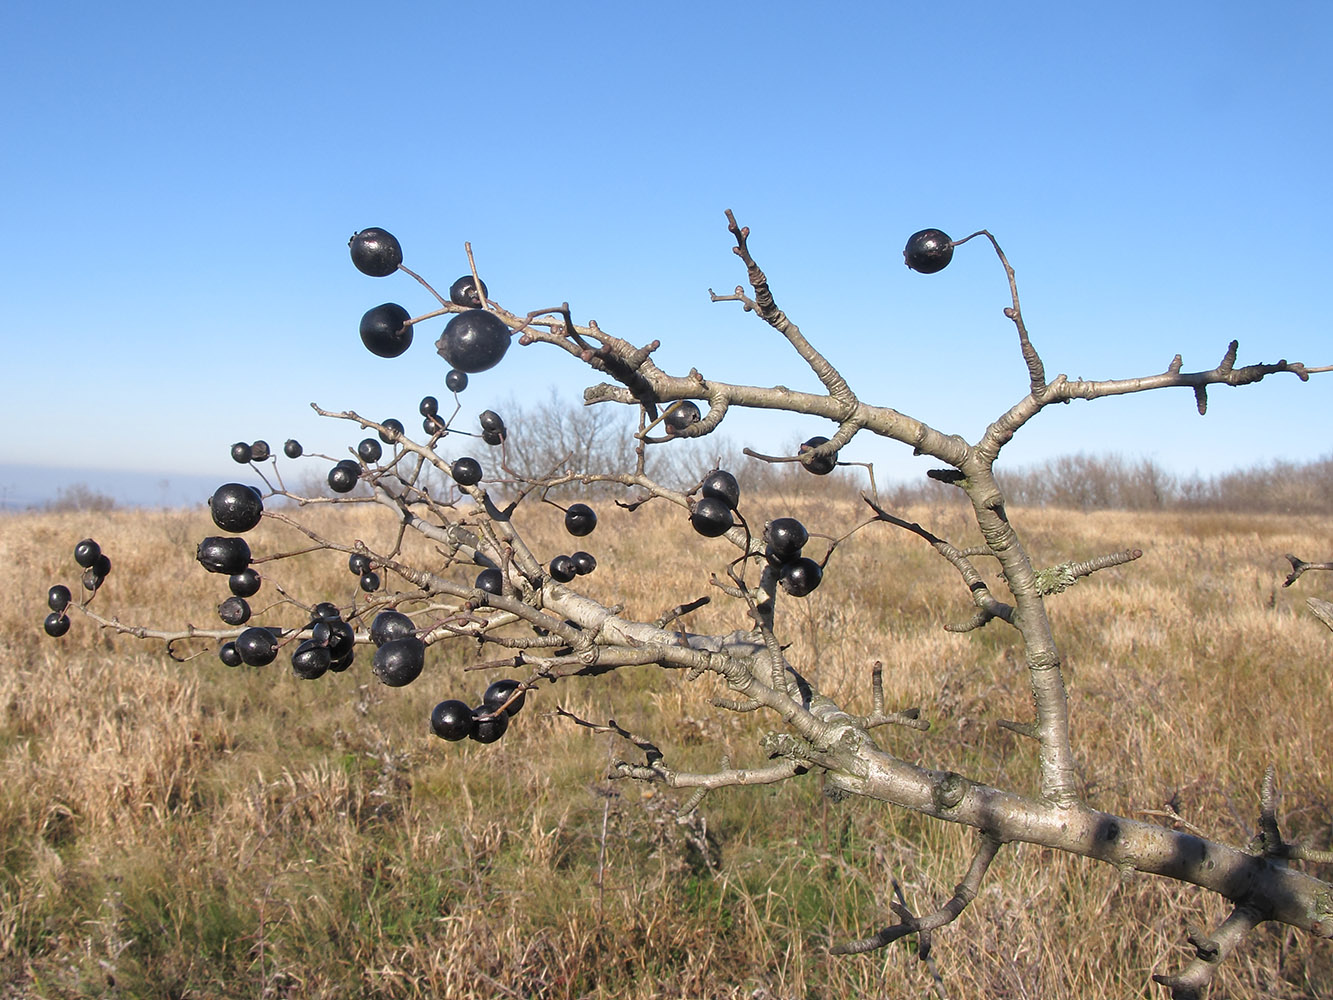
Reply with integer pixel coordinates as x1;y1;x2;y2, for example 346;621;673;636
1;498;1331;998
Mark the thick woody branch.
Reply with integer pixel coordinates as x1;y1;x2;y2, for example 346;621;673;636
1307;598;1333;633
824;745;1333;940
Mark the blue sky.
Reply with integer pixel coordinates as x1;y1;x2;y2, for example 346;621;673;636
4;2;1330;499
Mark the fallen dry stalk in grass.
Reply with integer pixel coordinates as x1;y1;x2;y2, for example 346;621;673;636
38;211;1333;998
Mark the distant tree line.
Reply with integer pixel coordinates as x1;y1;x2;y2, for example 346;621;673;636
28;397;1330;517
991;452;1333;515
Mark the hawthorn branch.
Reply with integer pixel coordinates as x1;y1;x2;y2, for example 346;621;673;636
612;755;806;790
975;342;1322;465
1306;598;1333;633
951;229;1046;393
1034;548;1143;595
719;210;858;412
862;494;1015;627
1283;553;1333;588
1151;905;1266;1000
832;831;1002;954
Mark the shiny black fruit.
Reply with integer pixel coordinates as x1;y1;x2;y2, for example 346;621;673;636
436;310;510;373
370;610;416;647
235;627;279;666
231;442;253;464
348;553;371;575
903;228;954;274
451;457;482;486
311;602;342;622
48;585;72;612
765;518;808;562
284;439;303;458
229;569;261;598
419;396;439;418
291;639;331;680
325;620;355;661
359;571;380;592
218;641;243;667
779;557;823;597
448;275;488;308
329;643;356;672
481;428;504;447
549;555;576;583
475;568;503;595
74;538;101;568
665;401;701;434
470;706;509;744
690;497;733;537
210;483;264;533
250;441;270;462
328;463;359;494
373;636;426;687
360;302;413;359
378;418;404;444
700;469;740;510
483;678;526;716
197;536;252;575
798;436;838;476
44;612;70;637
431;699;475;741
349;228;403;277
564;503;597;537
571;551;596;576
446;369;468;392
358;438;383;463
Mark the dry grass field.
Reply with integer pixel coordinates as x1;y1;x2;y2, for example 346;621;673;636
2;496;1331;998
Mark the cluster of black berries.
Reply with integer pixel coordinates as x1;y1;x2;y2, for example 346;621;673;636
230;440;271;464
347;551;380;593
765;517;822;597
690;469;740;538
201;482;265;624
541;503;599;583
41;537;104;636
430;678;526;744
349;227;511;388
685;469;824;598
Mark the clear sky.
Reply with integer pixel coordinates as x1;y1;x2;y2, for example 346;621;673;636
4;2;1330;496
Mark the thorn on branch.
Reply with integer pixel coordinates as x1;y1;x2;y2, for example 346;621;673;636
655;596;710;629
997;719;1039;741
